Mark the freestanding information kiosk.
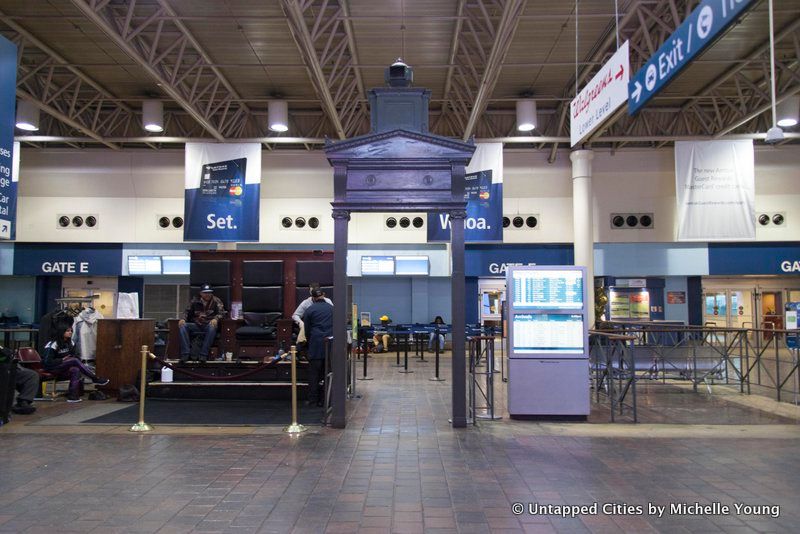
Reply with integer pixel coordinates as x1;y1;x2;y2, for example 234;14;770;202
506;266;590;418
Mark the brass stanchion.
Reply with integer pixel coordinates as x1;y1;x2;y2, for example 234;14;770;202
284;345;307;434
130;345;154;432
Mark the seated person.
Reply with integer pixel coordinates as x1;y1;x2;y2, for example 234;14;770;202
427;315;446;352
178;284;226;363
373;315;392;352
42;325;109;403
0;346;37;415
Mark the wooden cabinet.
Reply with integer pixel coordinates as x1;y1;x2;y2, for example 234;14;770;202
96;319;155;391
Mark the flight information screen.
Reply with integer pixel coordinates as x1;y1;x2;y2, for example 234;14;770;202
128;255;162;275
511;269;583;309
512;313;584;354
361;255;395;276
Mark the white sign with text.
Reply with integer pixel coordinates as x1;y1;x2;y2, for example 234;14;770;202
570;41;630;147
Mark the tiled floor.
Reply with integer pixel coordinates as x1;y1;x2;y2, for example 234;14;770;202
1;352;799;533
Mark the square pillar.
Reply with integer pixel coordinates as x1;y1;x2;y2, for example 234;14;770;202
331;208;350;428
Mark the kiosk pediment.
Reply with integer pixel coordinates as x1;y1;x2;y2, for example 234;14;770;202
325;129;474;164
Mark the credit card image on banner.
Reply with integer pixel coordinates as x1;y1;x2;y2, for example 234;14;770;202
200;158;247;200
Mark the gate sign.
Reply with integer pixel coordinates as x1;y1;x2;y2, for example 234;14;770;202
628;0;755;115
571;41;629;147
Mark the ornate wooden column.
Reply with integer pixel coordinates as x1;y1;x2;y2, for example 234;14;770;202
331;208;350;428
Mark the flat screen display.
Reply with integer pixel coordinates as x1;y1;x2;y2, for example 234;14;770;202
511;269;583;309
395;255;429;276
512;313;585;354
361;255;395;276
161;255;191;275
128;255;162;275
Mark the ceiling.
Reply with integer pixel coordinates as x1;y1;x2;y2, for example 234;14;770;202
1;0;799;156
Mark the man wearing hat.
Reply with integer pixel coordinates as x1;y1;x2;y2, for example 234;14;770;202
178;284;226;362
302;287;333;406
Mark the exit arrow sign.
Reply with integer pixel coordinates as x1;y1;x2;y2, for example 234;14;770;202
628;0;755;115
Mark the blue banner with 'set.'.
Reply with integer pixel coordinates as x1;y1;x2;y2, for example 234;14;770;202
0;35;18;240
427;170;503;242
184;143;261;242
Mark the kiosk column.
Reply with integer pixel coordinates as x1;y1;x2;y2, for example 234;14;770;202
570;150;595;327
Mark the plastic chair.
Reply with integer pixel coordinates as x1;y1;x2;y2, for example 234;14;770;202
16;347;62;400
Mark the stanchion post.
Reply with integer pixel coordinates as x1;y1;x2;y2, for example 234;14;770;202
430;326;445;381
284;345;308;434
399;333;414;373
130;345;154;433
359;330;373;380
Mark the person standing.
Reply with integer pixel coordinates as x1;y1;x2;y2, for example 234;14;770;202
178;284;226;363
301;288;333;407
291;284;333;344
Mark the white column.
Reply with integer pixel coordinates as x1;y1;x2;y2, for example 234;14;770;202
570;149;595;327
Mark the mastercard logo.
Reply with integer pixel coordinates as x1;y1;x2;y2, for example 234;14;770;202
229;186;243;196
479;191;490;200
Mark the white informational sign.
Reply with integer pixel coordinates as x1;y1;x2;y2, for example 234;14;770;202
674;140;755;241
570;41;630;147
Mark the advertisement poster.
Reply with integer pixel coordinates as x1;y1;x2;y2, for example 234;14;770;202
609;292;630;319
184;143;261;242
667;291;686;304
675;140;755;241
0;36;17;240
428;143;503;242
629;292;650;319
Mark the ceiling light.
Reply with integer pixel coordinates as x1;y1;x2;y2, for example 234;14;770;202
776;95;799;128
15;100;40;131
516;99;537;132
269;100;288;132
142;100;164;132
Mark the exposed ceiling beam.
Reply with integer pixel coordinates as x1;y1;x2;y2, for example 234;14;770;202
280;0;347;139
462;0;526;141
70;0;248;141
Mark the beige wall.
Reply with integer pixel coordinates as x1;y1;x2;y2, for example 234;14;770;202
13;145;800;244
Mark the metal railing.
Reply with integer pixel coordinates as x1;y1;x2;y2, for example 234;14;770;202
589;332;638;422
594;321;800;405
468;336;501;424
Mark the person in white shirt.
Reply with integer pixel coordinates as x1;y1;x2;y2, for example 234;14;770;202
292;285;333;343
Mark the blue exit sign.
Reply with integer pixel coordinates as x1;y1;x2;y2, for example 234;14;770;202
628;0;755;115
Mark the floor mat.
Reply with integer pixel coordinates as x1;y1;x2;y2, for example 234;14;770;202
80;399;326;426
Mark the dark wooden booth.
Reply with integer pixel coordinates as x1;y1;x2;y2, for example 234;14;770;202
166;249;334;359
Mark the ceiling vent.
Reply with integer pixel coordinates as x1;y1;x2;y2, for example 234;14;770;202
157;215;184;229
57;214;99;229
610;213;653;229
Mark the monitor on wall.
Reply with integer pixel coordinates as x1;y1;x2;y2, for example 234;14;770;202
128;255;162;275
395;255;429;276
361;256;395;276
161;255;191;275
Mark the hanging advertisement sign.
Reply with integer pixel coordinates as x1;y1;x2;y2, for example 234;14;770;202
0;36;18;240
427;143;503;242
571;41;629;147
184;143;261;242
674;140;755;241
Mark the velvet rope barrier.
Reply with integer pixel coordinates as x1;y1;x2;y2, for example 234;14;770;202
149;354;288;381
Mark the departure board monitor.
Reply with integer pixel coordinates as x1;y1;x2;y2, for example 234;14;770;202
395;255;429;276
512;313;585;354
361;255;395;276
511;268;584;309
162;255;191;275
128;255;162;275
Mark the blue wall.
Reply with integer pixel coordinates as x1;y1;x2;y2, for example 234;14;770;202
0;276;36;323
351;277;452;324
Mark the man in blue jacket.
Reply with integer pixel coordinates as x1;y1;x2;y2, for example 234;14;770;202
302;288;333;407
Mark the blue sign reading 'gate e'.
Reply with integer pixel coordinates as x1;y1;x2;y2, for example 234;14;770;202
628;0;755;115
